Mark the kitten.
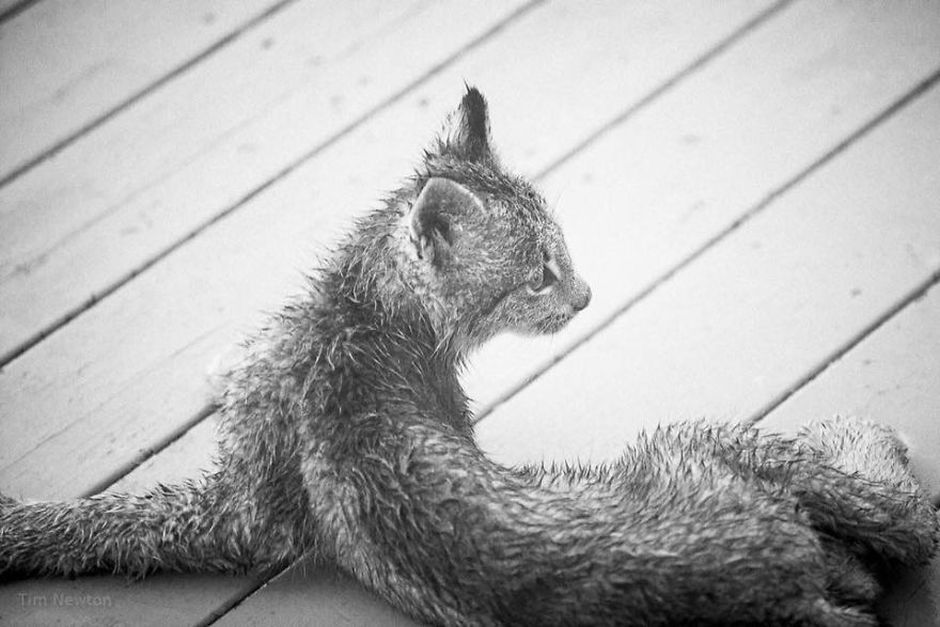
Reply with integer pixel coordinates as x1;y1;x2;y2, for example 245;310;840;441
2;87;935;626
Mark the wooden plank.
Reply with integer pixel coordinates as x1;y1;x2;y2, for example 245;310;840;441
0;0;284;181
760;284;940;627
0;0;778;365
463;0;940;417
0;0;534;363
0;0;777;500
474;81;940;466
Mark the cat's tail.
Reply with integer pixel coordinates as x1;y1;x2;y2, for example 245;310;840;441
0;470;297;579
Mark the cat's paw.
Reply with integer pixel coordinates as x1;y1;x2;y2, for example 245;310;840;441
800;416;939;566
798;415;910;483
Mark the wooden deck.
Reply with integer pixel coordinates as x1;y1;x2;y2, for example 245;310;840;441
1;0;939;624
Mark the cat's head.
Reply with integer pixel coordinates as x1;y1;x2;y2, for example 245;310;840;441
391;87;590;347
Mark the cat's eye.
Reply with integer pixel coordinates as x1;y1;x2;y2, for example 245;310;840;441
528;253;560;295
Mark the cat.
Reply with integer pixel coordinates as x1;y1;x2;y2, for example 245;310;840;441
1;87;936;626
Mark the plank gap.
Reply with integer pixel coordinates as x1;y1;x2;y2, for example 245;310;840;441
85;403;218;499
746;268;940;427
194;572;269;627
196;561;292;627
0;0;37;24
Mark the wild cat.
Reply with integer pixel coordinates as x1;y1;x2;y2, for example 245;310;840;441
1;87;937;626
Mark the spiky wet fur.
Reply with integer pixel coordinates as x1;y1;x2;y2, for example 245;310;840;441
1;88;937;626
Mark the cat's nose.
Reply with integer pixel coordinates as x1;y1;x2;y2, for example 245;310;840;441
571;281;591;312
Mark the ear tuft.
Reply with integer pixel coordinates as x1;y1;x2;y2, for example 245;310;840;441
435;85;494;163
409;177;483;266
459;86;490;161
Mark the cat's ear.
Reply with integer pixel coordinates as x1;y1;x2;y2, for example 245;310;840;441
408;177;483;266
435;86;494;163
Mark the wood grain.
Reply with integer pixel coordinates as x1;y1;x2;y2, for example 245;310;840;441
0;0;285;181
